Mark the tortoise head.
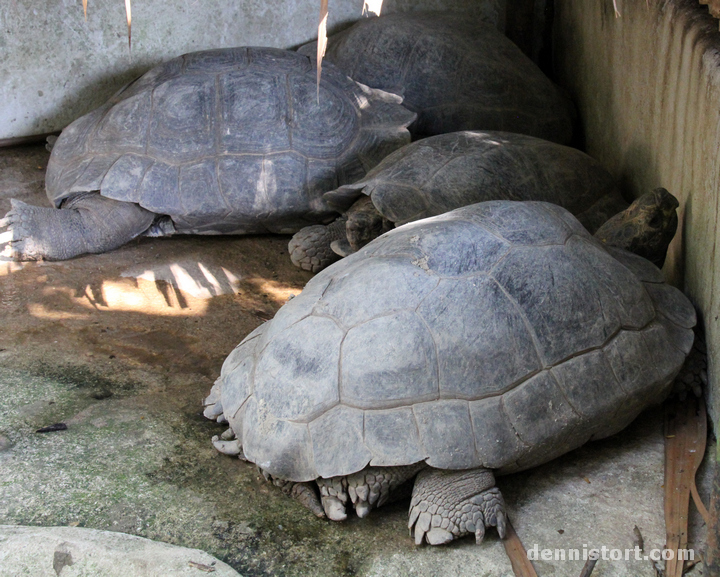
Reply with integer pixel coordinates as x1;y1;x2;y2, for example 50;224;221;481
593;187;679;268
345;196;394;253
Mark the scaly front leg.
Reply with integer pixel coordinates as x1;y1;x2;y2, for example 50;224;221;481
409;467;507;545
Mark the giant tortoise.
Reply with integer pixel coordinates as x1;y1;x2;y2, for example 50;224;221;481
204;191;695;546
0;47;415;261
289;131;639;273
299;12;574;141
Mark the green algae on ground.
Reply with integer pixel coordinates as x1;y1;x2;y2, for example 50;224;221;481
0;364;417;577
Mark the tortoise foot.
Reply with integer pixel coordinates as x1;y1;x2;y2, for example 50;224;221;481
288;217;347;273
0;199;56;261
346;464;425;518
409;467;506;546
286;482;326;519
317;476;349;521
0;194;154;261
345;195;393;252
316;464;424;520
211;436;243;457
330;238;353;257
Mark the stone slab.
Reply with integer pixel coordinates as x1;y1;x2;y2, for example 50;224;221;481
0;525;240;576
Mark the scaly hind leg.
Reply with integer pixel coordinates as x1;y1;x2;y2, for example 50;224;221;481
409;467;506;546
317;464;425;521
0;193;155;261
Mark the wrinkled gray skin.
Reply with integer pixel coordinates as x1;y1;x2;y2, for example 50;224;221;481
298;12;575;141
206;198;696;546
289;131;630;272
0;47;415;261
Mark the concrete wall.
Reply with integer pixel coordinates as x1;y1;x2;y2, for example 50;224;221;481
0;0;502;140
554;0;720;424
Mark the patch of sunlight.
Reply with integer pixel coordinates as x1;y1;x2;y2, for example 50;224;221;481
27;303;91;320
0;259;25;275
28;282;208;317
363;0;383;16
121;260;243;300
93;279;209;316
257;279;303;302
100;281;147;308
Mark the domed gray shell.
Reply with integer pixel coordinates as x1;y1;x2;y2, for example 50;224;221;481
208;201;695;482
45;47;415;235
324;131;628;235
298;12;574;142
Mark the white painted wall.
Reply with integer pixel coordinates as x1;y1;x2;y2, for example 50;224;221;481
0;0;503;139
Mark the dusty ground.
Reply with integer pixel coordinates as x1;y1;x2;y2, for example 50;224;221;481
0;143;714;577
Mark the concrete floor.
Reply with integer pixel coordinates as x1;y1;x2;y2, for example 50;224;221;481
0;143;714;577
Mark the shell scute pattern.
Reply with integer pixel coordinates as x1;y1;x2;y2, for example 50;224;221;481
219;69;291;155
92;91;152;155
565;236;656;330
100;154;153;204
46;48;413;234
418;276;542;399
137;162;181;215
72;156;116;194
468;396;530;469
309;405;371;478
364;407;425;467
212;201;694;482
253;315;342;422
551;351;627;420
502;371;582;452
148;74;217;163
300;13;574;141
605;246;666;283
313;256;439;328
242;396;317;481
413;400;479;469
340;309;439;409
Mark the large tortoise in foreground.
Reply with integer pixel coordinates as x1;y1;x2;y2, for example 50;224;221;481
204;194;695;546
298;12;574;141
0;47;415;261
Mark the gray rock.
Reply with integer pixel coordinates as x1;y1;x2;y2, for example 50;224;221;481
0;525;241;576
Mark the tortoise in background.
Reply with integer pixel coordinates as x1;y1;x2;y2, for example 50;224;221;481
289;131;636;272
0;47;415;261
298;12;574;141
205;192;694;546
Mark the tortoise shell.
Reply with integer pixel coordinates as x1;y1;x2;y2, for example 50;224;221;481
324;131;628;234
207;201;695;482
45;47;415;234
298;13;574;141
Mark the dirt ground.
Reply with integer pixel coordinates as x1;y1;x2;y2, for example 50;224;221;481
0;143;713;577
0;144;312;379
